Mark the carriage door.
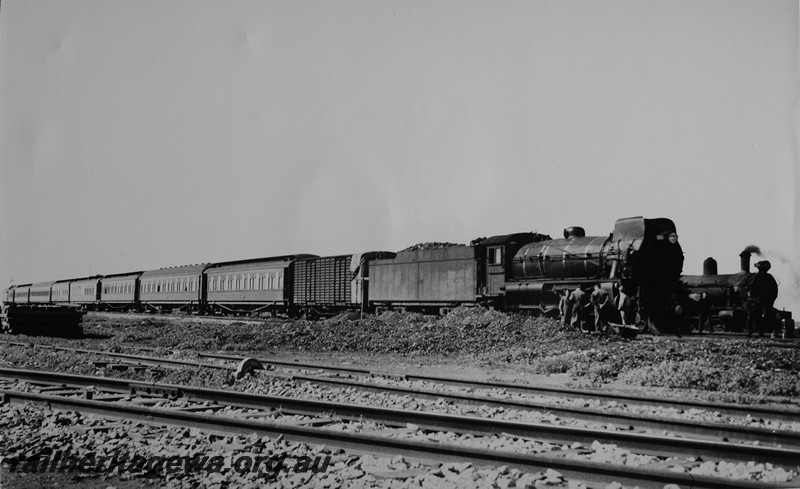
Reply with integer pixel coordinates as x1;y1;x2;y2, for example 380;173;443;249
486;245;506;297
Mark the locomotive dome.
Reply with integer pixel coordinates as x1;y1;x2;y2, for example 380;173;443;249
563;227;586;239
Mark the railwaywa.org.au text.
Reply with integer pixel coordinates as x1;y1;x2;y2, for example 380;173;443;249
3;451;331;478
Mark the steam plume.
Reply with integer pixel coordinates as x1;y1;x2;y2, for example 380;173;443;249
741;245;761;255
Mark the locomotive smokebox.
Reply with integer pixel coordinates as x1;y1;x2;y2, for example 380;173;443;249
563;227;586;239
703;257;718;276
739;251;751;273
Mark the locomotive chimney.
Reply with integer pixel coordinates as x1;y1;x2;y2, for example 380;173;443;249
739;251;751;273
739;245;761;273
703;257;718;276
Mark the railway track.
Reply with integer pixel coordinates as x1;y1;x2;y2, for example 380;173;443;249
0;367;794;488
4;341;800;449
8;339;799;422
196;351;800;421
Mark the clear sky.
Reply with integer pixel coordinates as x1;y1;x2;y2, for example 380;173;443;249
1;1;798;311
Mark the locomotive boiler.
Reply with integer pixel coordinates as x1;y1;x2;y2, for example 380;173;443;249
504;217;684;334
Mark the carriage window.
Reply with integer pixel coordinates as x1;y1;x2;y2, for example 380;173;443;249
278;271;284;289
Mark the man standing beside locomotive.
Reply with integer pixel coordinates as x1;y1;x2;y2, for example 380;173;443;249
746;261;779;337
558;289;573;328
571;285;588;332
617;284;633;326
591;283;611;334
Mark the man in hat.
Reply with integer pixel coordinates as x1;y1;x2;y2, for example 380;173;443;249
746;260;779;337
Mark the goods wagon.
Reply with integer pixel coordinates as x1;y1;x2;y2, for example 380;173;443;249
205;255;315;315
100;272;142;310
292;251;396;317
70;277;102;308
140;264;206;312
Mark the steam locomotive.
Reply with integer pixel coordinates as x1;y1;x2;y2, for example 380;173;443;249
2;216;686;335
681;250;793;335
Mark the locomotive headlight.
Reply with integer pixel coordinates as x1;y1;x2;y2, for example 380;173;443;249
668;232;678;244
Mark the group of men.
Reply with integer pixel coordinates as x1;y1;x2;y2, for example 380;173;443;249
557;282;632;334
